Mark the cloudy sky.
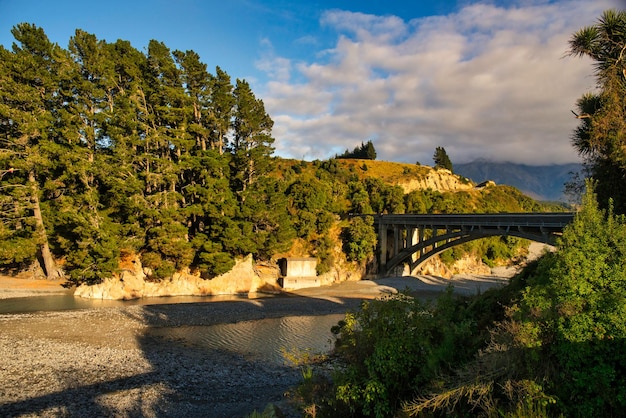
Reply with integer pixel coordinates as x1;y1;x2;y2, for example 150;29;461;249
1;0;623;165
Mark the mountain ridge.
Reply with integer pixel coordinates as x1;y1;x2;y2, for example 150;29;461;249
454;160;583;202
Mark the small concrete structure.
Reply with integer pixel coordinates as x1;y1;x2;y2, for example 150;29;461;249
278;257;320;290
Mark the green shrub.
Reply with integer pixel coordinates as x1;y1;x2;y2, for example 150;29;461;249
514;186;626;416
322;289;479;417
342;216;377;263
315;234;335;275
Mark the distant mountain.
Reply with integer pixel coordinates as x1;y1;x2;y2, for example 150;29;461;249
454;160;583;202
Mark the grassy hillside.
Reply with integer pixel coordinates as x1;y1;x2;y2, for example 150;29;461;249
275;158;438;184
272;157;569;213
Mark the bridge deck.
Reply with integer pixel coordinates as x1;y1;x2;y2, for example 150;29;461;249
372;213;575;228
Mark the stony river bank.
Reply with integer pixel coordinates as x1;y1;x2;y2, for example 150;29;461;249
0;274;512;417
0;295;368;417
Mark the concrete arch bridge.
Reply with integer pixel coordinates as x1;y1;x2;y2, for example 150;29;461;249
373;213;575;276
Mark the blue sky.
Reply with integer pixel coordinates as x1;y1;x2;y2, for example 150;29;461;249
1;0;623;165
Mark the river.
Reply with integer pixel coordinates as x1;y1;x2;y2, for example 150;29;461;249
0;293;347;366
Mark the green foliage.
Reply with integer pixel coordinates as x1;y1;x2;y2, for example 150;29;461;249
404;189;438;213
569;9;626;214
439;236;524;269
363;178;405;214
314;234;335;275
514;184;626;416
230;79;275;192
238;177;296;258
342;216;377;263
433;146;453;172
0;24;298;283
287;178;334;239
347;182;374;214
0;185;38;268
323;290;478;417
338;140;377;160
194;235;236;278
0;223;37;269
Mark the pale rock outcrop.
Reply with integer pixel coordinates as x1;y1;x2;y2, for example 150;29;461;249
398;168;473;194
74;254;281;300
408;254;491;279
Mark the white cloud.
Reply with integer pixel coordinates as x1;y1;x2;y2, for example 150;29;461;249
259;0;621;165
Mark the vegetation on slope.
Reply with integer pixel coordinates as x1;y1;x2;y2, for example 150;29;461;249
0;24;565;286
295;185;626;417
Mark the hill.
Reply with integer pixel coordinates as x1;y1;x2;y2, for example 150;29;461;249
272;158;568;215
454;160;583;202
274;159;474;193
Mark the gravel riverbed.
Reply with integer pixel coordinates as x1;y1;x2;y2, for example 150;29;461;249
0;294;370;418
0;275;512;417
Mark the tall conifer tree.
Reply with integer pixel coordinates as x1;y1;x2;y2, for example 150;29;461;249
231;79;274;194
0;24;65;279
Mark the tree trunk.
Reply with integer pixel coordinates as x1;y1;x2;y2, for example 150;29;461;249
29;170;60;279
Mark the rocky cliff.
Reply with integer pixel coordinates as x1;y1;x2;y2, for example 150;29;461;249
74;254;281;300
397;168;474;193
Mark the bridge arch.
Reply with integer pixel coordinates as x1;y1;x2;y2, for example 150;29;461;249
373;213;574;277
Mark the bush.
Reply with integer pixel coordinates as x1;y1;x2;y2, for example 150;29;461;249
304;186;626;417
319;289;481;417
342;216;377;263
514;186;626;416
315;234;335;275
407;185;626;417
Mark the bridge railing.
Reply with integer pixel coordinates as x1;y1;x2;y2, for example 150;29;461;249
371;213;575;228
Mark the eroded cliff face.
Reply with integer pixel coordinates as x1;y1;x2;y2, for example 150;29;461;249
74;254;282;300
397;168;473;193
416;254;492;278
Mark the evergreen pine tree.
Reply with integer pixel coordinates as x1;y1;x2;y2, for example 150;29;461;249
0;24;65;279
230;79;275;194
433;146;453;172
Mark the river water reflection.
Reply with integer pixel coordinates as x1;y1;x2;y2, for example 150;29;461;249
0;293;277;314
1;294;345;365
149;314;345;364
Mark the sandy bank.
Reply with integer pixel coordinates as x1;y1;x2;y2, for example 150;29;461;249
0;276;73;299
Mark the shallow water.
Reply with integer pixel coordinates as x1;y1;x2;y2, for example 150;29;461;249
0;293;277;314
0;294;344;365
149;314;345;364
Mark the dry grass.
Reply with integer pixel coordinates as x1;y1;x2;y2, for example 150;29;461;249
336;159;432;183
273;158;435;185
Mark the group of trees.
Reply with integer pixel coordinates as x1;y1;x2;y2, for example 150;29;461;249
337;140;377;160
0;23;578;288
0;24;284;284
